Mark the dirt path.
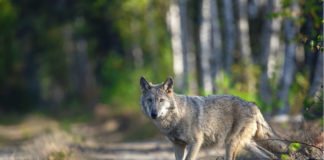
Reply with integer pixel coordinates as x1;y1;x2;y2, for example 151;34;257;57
0;138;226;160
0;115;227;160
0;115;322;160
72;141;226;160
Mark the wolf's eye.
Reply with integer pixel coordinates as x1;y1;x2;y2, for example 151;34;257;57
159;99;165;102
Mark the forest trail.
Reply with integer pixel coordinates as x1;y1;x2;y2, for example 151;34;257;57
0;115;244;160
0;115;322;160
0;128;225;160
0;139;226;160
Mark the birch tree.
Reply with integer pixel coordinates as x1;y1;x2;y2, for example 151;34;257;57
236;0;252;65
197;0;222;94
198;0;213;94
167;0;189;92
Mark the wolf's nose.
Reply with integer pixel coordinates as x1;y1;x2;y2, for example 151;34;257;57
151;112;157;119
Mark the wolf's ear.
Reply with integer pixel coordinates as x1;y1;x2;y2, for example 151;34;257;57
163;77;173;93
140;76;151;91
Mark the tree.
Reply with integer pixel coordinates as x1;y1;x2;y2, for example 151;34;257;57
308;52;323;98
236;0;255;93
236;0;252;65
210;0;222;93
198;0;213;94
167;0;189;92
222;0;235;75
197;0;222;94
259;0;282;107
276;1;300;115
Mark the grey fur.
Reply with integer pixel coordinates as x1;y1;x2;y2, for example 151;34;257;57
140;77;287;160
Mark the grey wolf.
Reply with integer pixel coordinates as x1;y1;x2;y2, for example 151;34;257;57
139;76;287;160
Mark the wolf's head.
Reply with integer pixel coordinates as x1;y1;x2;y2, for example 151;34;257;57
139;76;175;120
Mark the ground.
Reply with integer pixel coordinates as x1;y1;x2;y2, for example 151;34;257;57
0;112;322;160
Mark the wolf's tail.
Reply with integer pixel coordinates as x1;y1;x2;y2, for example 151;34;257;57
253;106;288;153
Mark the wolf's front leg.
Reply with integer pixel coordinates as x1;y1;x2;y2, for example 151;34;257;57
185;135;203;160
173;143;186;160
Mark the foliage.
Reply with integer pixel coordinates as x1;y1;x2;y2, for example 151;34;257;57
0;0;173;113
216;65;264;110
303;87;323;120
0;0;321;121
280;154;291;160
288;73;310;114
288;142;302;152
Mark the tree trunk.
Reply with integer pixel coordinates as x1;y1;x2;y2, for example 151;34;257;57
198;0;213;94
197;0;222;94
222;0;235;74
303;13;319;93
166;0;189;92
308;52;323;98
277;2;300;115
64;24;98;109
236;0;254;92
259;0;275;106
266;0;282;81
210;0;222;93
247;0;260;19
22;34;41;109
236;0;252;65
75;38;98;108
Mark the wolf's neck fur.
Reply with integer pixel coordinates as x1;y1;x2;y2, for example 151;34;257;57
153;93;188;133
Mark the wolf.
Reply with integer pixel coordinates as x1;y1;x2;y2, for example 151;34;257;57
140;76;287;160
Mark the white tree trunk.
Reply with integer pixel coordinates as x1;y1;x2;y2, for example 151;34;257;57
237;0;252;65
166;0;189;92
222;0;235;74
199;0;213;94
267;0;283;81
197;0;222;94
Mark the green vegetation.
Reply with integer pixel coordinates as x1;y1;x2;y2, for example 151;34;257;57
0;0;322;128
289;142;302;152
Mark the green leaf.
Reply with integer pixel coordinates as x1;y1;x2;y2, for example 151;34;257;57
281;154;291;160
289;142;302;152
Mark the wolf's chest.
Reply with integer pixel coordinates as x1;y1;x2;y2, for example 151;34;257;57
166;128;188;145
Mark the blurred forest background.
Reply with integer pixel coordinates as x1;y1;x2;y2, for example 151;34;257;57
0;0;323;133
0;0;323;159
